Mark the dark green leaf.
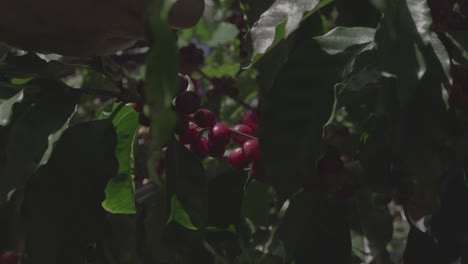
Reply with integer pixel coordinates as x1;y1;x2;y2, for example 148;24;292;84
403;227;441;264
0;90;24;126
101;214;142;264
447;30;468;66
206;162;249;228
242;181;275;227
23;119;118;264
166;139;208;229
167;194;198;230
0;52;74;79
277;190;319;261
279;190;351;264
375;0;442;107
250;0;334;63
261;27;375;198
0;88;79;199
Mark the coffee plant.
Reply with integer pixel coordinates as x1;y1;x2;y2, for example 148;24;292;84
1;0;468;263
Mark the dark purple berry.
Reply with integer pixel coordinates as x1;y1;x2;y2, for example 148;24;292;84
193;109;216;128
229;148;248;169
179;43;204;75
175;91;200;115
208;123;231;147
175;115;190;135
232;124;254;144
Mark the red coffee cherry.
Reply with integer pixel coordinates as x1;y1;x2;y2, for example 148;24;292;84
228;147;248;169
242;139;261;162
243;109;261;133
208;122;231;147
231;124;254;144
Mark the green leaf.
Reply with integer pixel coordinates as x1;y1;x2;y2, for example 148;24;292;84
242;181;275;227
280;190;352;263
375;0;439;107
102;105;139;214
23;119;118;264
0;90;24;126
250;0;334;63
447;30;468;66
352;190;393;257
206;158;249;228
166;139;208;228
261;27;375;199
10;78;33;85
0;52;74;79
167;195;198;230
0;88;79;200
102;214;142;264
278;190;321;261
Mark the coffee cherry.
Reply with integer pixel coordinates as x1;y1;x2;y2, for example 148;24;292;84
232;124;254;144
229;147;248;169
175;91;201;115
179;43;205;75
179;122;199;145
250;161;266;181
191;137;209;158
138;113;150;127
243;109;261;133
242;139;261;162
0;251;18;264
208;141;226;158
193;109;216;128
208;123;231;147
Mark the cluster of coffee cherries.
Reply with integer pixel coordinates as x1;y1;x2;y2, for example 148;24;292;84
173;76;264;180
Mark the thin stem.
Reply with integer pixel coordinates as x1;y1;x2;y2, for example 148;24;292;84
108;101;127;120
197;69;252;110
229;128;258;141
